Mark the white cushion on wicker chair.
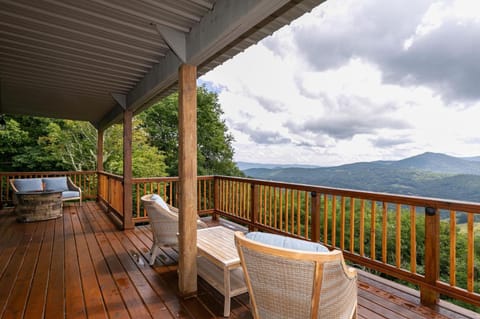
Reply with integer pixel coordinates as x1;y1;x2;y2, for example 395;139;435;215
150;193;171;212
245;232;329;253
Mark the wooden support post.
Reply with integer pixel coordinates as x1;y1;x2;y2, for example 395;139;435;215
123;110;134;230
421;206;440;306
311;191;320;243
96;128;104;202
178;64;198;297
249;183;259;232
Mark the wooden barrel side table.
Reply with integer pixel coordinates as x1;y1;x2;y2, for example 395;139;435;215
15;190;63;222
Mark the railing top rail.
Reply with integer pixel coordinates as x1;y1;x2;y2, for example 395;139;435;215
97;171;123;180
132;175;214;183
214;175;480;213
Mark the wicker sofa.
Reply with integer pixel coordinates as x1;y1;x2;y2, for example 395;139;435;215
10;176;82;205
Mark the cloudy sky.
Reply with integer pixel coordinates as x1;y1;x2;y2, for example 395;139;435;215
200;0;480;167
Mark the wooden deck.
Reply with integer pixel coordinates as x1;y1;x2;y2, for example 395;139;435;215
0;202;478;319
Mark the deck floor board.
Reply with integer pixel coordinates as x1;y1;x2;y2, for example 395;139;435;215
0;202;478;319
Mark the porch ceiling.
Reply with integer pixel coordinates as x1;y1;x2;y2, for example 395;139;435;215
0;0;325;129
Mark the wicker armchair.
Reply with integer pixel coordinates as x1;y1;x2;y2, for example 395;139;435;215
235;232;358;319
141;194;207;265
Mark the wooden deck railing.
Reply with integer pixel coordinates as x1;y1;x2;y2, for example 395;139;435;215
97;171;124;220
132;175;215;223
1;171;478;309
214;175;480;309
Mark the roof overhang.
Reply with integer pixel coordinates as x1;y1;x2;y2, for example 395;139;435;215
0;0;325;130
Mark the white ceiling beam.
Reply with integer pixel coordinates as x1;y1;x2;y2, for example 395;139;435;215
156;24;187;63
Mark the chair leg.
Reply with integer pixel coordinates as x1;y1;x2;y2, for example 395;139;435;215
150;245;160;266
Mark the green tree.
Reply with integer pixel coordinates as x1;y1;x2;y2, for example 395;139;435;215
140;86;244;177
0;118;29;171
102;119;167;178
39;121;97;171
10;116;70;171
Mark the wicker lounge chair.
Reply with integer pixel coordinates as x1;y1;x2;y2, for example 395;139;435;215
235;231;358;319
141;194;207;265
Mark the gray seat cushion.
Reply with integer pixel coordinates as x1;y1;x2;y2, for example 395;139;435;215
62;191;80;198
246;232;329;252
42;177;68;192
14;178;43;192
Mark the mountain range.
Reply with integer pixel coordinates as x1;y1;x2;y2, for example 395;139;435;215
240;152;480;203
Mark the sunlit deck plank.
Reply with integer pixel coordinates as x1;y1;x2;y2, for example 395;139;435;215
0;203;479;319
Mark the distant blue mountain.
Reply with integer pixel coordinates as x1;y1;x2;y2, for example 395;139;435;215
236;161;320;171
242;152;480;203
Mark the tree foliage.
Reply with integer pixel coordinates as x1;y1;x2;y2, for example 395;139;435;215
102;119;167;177
0;118;29;170
1;116;69;171
140;86;244;177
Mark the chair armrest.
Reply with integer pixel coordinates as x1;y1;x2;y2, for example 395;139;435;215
168;204;179;214
9;179;19;193
66;177;81;193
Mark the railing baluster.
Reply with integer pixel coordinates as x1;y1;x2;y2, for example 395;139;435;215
382;202;388;264
449;210;456;286
331;195;337;247
340;196;346;250
396;203;401;268
360;199;365;256
350;197;355;253
371;201;376;261
467;212;474;292
323;194;328;245
410;206;417;273
311;191;320;242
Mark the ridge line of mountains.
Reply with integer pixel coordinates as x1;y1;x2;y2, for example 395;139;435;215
238;152;480;203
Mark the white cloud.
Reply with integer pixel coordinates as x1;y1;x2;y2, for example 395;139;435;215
200;0;480;166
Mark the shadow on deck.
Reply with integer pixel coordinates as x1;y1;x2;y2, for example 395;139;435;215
0;202;477;319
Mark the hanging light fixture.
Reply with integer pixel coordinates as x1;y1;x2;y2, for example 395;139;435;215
0;114;6;130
